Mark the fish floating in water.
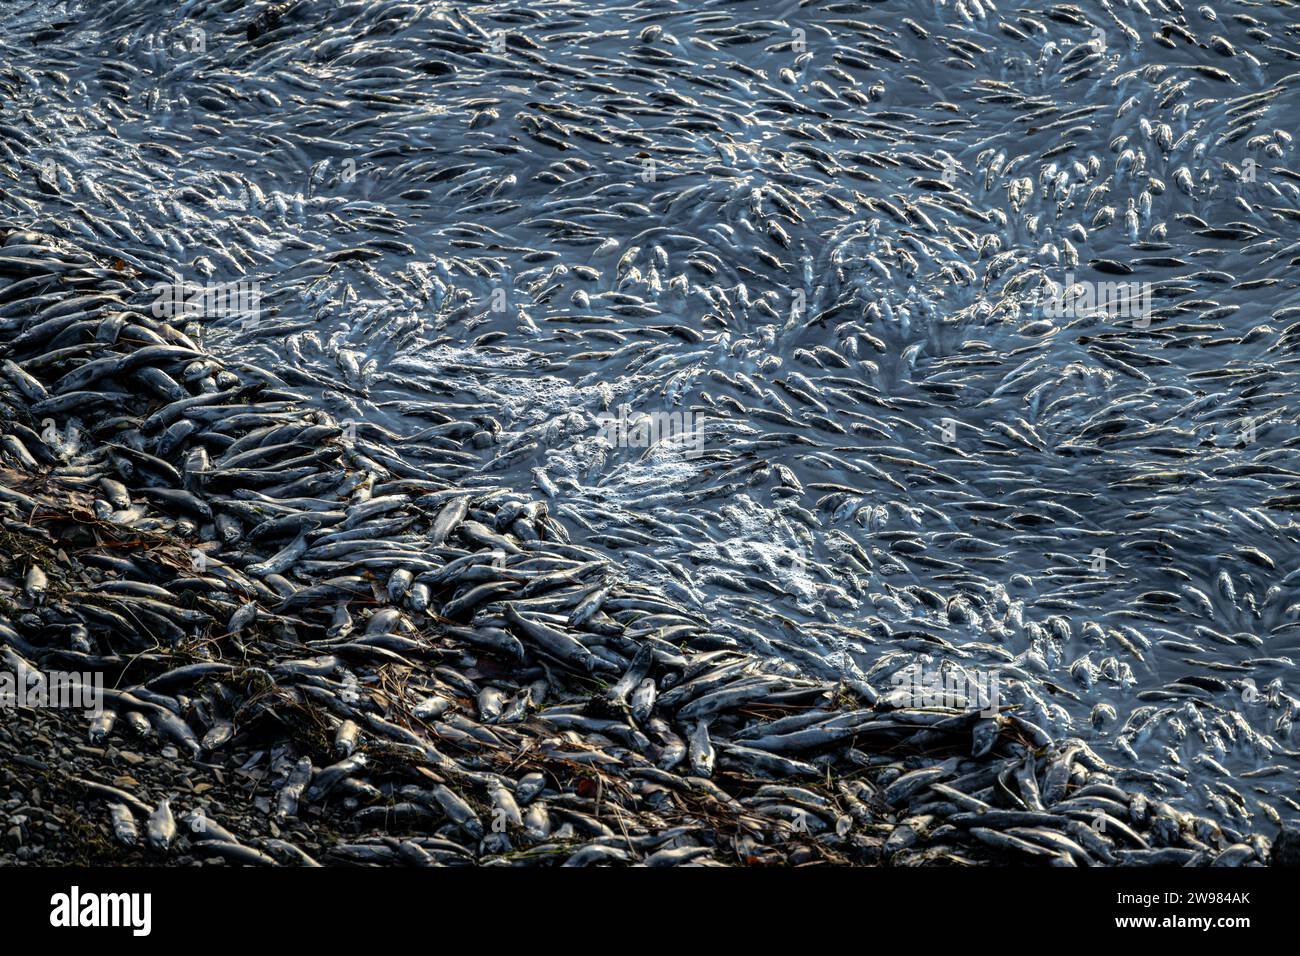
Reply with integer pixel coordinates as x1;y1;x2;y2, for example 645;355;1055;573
0;0;1296;866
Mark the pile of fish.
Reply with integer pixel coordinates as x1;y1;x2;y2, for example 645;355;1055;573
0;0;1297;864
0;226;1283;866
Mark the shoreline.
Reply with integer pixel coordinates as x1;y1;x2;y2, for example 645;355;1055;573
0;225;1285;867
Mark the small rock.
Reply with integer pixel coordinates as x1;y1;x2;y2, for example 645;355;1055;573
1272;827;1300;867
